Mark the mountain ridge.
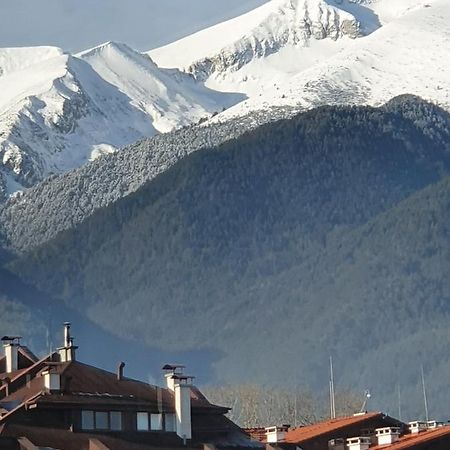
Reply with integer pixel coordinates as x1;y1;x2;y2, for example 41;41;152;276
5;97;450;418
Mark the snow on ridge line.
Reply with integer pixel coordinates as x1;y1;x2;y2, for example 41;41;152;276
149;0;361;75
0;46;64;77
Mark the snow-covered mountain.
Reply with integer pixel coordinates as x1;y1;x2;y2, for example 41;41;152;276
150;0;367;81
150;0;450;116
1;0;449;201
0;43;231;201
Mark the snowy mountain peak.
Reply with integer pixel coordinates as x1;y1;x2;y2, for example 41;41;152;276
0;42;232;201
150;0;364;80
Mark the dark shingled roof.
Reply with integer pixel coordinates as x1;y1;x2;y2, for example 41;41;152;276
0;360;228;415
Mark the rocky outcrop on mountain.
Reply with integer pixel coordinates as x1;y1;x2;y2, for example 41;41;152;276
153;0;361;81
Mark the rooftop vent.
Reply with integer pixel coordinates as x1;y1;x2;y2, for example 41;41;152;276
1;336;22;373
346;437;371;450
58;322;78;362
117;362;125;381
427;420;445;429
375;427;401;445
265;425;290;443
162;364;186;391
409;421;428;434
328;438;345;450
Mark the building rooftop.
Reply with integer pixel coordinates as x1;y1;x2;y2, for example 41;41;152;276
370;425;450;450
285;412;402;444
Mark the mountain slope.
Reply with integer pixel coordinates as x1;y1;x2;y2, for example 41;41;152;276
210;0;450;117
0;105;298;254
0;44;232;201
1;0;448;201
150;0;450;120
77;42;234;133
0;267;217;382
7;97;450;418
150;0;365;78
0;46;63;76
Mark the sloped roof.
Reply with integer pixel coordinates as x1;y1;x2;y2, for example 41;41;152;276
0;346;39;379
0;351;58;394
285;413;402;444
0;423;187;450
370;426;450;450
0;360;227;415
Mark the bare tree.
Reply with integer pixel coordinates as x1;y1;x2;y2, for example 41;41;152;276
203;384;364;428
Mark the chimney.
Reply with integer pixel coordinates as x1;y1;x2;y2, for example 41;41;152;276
375;427;400;445
1;336;21;373
409;421;428;434
328;438;345;450
58;322;78;362
117;362;125;381
42;368;61;393
346;437;371;450
174;374;194;441
265;426;289;443
162;364;185;391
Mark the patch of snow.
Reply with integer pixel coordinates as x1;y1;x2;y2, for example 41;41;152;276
0;46;63;77
90;144;118;162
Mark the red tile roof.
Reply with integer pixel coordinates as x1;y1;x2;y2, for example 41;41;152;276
285;413;388;443
370;427;450;450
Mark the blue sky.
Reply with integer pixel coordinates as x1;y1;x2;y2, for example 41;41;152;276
0;0;268;52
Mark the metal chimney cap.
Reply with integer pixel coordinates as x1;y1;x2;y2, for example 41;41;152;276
162;364;186;371
1;336;22;342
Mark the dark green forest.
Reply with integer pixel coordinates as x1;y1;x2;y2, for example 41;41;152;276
2;96;450;420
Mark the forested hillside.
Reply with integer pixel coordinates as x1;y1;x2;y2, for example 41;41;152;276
6;96;450;419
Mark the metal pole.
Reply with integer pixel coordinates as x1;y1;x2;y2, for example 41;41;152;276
421;365;429;422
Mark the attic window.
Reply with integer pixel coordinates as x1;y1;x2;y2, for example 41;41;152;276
81;410;123;431
136;412;175;432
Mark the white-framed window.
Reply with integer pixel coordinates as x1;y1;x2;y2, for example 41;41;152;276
81;410;123;431
137;412;149;431
81;410;94;430
151;413;163;431
136;412;175;432
165;413;176;432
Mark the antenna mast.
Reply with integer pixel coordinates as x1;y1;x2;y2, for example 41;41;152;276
421;364;429;422
397;382;402;421
329;355;336;419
